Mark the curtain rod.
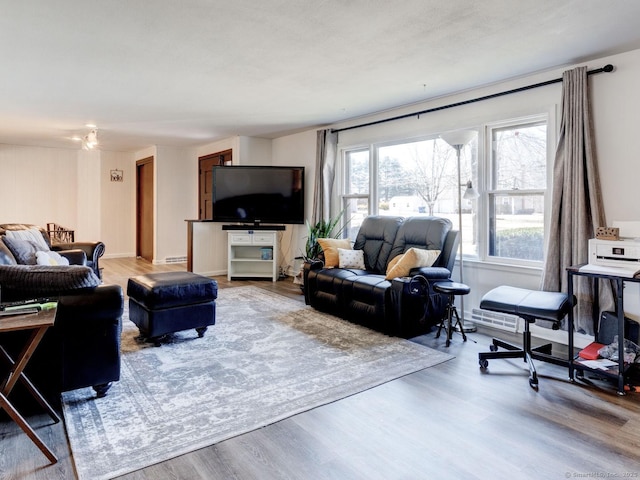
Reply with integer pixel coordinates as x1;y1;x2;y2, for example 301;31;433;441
331;64;614;134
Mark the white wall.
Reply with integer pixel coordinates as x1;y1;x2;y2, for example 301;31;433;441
272;129;317;273
0;145;78;228
153;146;197;263
238;136;272;165
100;150;136;257
591;52;640;224
76;149;101;241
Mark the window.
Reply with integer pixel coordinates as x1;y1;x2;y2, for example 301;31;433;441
339;115;548;265
487;119;547;262
341;137;478;255
342;148;370;240
375;138;477;255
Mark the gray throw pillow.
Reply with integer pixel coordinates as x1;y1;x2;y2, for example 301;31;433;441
0;238;18;265
2;236;42;264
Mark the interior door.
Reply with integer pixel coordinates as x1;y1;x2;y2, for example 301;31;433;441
199;149;232;220
136;156;154;262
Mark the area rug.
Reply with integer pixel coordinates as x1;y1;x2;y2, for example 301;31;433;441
62;286;453;480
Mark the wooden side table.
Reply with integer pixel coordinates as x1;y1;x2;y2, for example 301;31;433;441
0;306;60;463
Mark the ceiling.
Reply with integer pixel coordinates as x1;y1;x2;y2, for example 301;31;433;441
2;1;640;152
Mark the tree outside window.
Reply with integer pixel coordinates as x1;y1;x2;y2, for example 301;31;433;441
376;138;477;256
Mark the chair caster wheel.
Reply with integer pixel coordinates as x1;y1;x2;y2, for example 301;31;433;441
479;359;488;369
489;344;498;352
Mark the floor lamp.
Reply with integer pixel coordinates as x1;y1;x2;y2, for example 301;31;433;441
440;130;478;332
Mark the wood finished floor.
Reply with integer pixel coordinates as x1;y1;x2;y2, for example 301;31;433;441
1;257;639;479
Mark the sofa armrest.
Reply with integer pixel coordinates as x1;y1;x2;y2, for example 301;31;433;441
6;284;124;400
303;259;324;305
52;241;105;278
57;248;87;266
408;266;452;280
56;284;124;321
388;270;451;337
55;284;124;393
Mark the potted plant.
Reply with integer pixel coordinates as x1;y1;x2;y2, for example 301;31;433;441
304;212;344;260
293;211;345;287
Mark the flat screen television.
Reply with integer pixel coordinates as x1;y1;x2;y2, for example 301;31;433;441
211;165;305;225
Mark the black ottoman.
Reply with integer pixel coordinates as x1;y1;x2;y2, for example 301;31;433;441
127;272;218;346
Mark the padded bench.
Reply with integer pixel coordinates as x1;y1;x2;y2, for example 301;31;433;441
478;286;574;389
127;272;217;346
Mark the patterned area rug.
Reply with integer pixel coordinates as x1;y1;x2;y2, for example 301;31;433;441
62;286;453;480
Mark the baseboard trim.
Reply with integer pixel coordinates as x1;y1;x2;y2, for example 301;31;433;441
103;253;136;259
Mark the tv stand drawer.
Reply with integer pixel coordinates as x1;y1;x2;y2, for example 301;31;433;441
253;233;275;244
229;234;251;244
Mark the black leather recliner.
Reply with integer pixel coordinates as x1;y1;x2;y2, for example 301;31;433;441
305;216;459;337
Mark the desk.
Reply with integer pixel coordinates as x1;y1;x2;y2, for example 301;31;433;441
567;265;639;395
0;306;59;463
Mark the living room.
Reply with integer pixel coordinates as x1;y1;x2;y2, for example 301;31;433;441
3;47;640;337
2;1;640;479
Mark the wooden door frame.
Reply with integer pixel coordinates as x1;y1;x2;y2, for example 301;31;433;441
136;156;154;261
198;149;232;220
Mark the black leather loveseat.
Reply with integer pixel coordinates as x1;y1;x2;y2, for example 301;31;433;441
304;216;459;337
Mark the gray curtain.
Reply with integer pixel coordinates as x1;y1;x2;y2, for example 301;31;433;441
541;66;613;335
312;129;338;224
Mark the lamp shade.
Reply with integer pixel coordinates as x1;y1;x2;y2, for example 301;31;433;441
440;130;477;148
463;180;480;199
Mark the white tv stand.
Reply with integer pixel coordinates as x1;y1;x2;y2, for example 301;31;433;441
226;228;280;282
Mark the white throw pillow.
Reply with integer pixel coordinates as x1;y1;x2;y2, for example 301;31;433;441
36;250;70;266
338;248;366;269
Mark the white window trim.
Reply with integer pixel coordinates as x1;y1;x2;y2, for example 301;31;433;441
478;111;554;268
337;107;556;270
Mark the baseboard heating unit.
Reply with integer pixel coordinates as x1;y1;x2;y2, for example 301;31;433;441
471;308;519;333
165;256;187;264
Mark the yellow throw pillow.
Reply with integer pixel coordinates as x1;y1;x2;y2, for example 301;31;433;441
385;248;441;280
317;238;352;267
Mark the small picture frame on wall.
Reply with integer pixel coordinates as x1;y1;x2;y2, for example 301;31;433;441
110;169;123;182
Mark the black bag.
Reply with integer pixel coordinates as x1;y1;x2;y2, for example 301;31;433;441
407;275;442;326
599;311;640;345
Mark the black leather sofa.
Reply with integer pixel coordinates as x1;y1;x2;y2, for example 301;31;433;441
304;216;459;337
0;227;123;407
0;223;105;279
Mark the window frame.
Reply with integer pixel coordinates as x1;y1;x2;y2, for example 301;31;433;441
337;111;554;268
480;114;551;268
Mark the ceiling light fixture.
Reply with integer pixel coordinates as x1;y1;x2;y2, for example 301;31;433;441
82;128;99;150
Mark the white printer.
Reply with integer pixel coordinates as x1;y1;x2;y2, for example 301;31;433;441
588;238;640;268
585;221;640;276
